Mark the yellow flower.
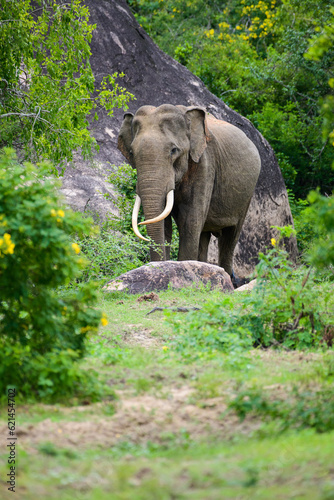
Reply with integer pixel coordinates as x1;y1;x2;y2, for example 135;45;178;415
101;314;108;326
57;209;65;218
0;233;15;256
271;238;276;247
162;346;168;351
51;209;57;217
72;243;81;254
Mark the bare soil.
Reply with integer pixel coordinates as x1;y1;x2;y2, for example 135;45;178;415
6;385;261;454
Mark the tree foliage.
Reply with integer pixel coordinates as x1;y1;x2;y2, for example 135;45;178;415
129;0;334;198
0;149;105;400
0;0;134;170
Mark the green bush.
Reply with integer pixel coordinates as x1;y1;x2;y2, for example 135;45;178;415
0;1;134;167
306;190;334;270
168;227;334;362
228;386;334;433
0;148;104;401
77;226;149;283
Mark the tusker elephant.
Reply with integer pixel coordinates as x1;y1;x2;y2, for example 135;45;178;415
117;104;261;276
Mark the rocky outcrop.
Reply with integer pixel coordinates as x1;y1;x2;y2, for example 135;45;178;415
61;0;297;276
104;261;234;294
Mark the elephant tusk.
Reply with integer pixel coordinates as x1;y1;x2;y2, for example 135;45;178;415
132;195;150;241
138;190;174;226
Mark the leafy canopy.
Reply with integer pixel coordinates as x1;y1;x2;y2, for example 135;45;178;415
0;0;134;169
129;0;334;198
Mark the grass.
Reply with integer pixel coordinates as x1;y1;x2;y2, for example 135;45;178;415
2;431;334;499
1;286;334;499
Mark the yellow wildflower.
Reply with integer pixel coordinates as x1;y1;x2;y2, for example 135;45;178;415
206;28;215;38
101;314;108;326
57;209;65;218
72;243;81;254
271;238;276;247
162;346;168;351
0;233;15;256
51;209;57;217
219;22;230;29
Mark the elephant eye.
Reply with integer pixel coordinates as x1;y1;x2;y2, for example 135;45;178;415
171;147;179;155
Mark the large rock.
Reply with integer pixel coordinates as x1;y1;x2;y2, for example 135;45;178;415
61;0;297;276
104;261;234;294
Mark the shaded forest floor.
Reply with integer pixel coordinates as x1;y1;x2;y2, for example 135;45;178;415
1;288;334;499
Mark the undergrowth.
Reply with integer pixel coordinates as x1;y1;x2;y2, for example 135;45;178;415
228;384;334;433
167;226;334;365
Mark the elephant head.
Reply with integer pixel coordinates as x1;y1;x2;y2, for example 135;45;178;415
117;104;209;260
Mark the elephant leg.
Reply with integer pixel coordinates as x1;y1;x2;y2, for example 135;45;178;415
178;230;201;261
164;215;173;260
198;232;211;262
218;224;242;276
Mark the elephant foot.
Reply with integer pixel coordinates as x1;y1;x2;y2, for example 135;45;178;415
231;270;250;289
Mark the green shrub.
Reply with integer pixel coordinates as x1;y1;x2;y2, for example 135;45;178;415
306;190;334;270
168;227;334;361
228;386;334;433
106;163;140;235
0;1;134;167
77;225;149;283
0;148;104;401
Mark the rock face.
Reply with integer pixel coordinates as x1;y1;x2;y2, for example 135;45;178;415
104;261;234;294
61;0;297;276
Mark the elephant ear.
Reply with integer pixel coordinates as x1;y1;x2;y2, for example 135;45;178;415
185;107;210;163
117;112;134;164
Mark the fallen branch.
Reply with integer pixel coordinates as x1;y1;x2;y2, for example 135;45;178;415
147;306;201;316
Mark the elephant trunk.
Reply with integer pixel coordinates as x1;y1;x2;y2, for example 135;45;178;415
139;190;174;226
132;183;174;261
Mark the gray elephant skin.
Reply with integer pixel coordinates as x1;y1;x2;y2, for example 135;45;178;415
118;104;261;276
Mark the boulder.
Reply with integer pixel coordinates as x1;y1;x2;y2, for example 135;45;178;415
104;261;234;294
61;0;297;276
234;279;257;293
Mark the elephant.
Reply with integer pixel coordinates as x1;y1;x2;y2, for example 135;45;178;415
117;104;261;277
